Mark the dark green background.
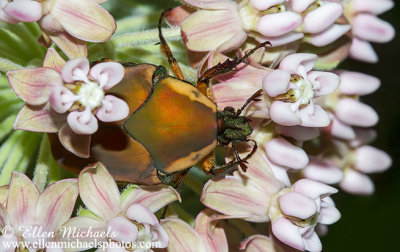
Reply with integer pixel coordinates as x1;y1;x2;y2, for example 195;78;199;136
323;4;400;252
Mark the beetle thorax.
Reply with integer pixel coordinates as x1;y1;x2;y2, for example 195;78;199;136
217;107;253;146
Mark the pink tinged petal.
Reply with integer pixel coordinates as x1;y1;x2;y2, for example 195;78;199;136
318;205;341;225
96;96;129;122
352;14;395;43
349;38;378;63
350;128;377;147
52;0;116;42
258;31;304;47
0;186;9;206
354;145;392;173
309;24;351;47
279;53;317;74
107;216;138;243
49;86;78;113
270;101;301;126
268;162;291;187
249;0;284;11
43;48;66;72
239;235;274;252
293;179;338;199
58;123;91;158
303;231;322;252
35;179;78;231
3;0;42;22
279;192;317;219
263;70;290;97
7;68;63;105
7;172;40;227
14;104;65;133
181;8;246;52
201;177;270;222
161;217;206;252
126;204;158;226
330;116;356;140
79;162;121;220
264;138;309;169
303;2;343;34
0;235;18;252
257;12;302;37
194;209;228;252
272;217;305;251
308;71;340;96
57;216;107;245
0;203;11;227
67;109;98;135
61;58;90;83
48;32;88;59
154;225;170;248
290;0;315;13
303;158;344;185
121;185;180;213
90;62;124;89
299;105;330;127
352;0;394;15
340;169;374;195
182;0;234;10
335;98;378;127
275;125;320;141
0;3;18;24
338;71;380;96
165;6;191;26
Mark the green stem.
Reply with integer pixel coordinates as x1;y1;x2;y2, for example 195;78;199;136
0;57;23;72
0;114;16;142
8;23;44;59
229;219;259;237
183;172;204;196
115;14;160;34
170;204;196;226
111;27;181;48
33;135;51;192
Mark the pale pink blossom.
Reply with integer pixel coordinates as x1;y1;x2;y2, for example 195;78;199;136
0;0;42;24
58;162;180;251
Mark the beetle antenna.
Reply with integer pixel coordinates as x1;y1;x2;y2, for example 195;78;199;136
236;89;263;116
158;9;185;79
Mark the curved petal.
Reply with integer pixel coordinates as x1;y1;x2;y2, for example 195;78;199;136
126;204;158;226
52;0;116;42
0;203;10;228
351;0;394;15
201;176;269;222
90;62;124;89
239;234;275;252
265;138;309;170
275;125;320;141
7;172;40;228
303;2;343;34
14;104;65;133
0;235;18;252
335;98;378;127
0;186;8;207
58;123;91;158
270;101;301;126
307;71;340;96
35;179;78;231
352;14;395;43
194;209;228;252
3;0;42;22
290;0;315;13
121;185;180;213
340;169;374;195
96;96;129;122
299;105;330;127
318;205;341;225
293;179;338;199
257;12;302;37
279;53;317;74
183;0;234;10
61;58;90;83
263;70;291;97
272;217;305;251
304;231;322;252
67;109;98;135
7;68;63;105
349;38;378;63
309;24;351;47
49;86;78;114
338;71;380;96
279;192;317;219
161;217;205;252
49;32;88;59
58;216;107;246
303;158;343;185
350;128;377;147
249;0;284;11
107;216;138;243
354;145;392;173
43;48;66;72
330;116;356;140
79;162;121;221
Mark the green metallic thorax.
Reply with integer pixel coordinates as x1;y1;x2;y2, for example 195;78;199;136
217;107;253;146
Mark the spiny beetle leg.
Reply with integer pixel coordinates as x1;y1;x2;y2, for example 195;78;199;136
158;9;185;80
157;169;188;191
236;89;263;116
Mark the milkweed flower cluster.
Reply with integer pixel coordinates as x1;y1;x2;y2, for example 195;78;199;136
0;0;395;251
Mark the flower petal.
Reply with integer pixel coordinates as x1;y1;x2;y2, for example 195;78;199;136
279;53;317;74
335;98;378;127
303;2;343;34
52;0;116;42
352;14;395;43
0;235;18;252
293;179;338;199
49;32;88;59
121;185;180;213
304;231;322;252
308;24;351;47
257;12;302;37
194;209;228;252
161;217;206;252
354;145;392;173
58;123;91;158
338;71;380;96
0;186;8;206
280;192;317;219
7;172;40;228
299;105;330;127
58;216;107;246
96;96;129;122
340;169;374;195
349;38;378;63
14;104;65;133
330;116;356;140
318;204;341;225
265;138;309;169
239;234;275;252
275;125;320;141
290;0;315;13
35;179;78;231
61;58;90;83
79;162;121;220
42;48;66;72
107;216;138;243
67;110;98;135
308;71;340;96
90;62;124;89
49;86;78;114
3;0;42;22
272;217;305;251
7;68;63;105
351;0;394;15
126;204;158;226
303;158;343;185
269;101;301;126
263;70;291;97
250;0;284;11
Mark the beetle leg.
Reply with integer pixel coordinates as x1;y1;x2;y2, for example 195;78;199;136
157;168;188;190
236;89;263;116
196;41;271;96
158;9;185;80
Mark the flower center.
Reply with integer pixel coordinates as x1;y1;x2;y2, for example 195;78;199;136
77;81;104;109
291;75;315;106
